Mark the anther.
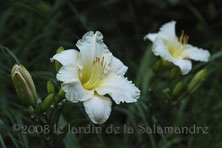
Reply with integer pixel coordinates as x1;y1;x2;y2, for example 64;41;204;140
178;31;189;44
101;56;104;66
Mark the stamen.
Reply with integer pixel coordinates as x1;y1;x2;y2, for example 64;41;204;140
101;56;104;66
82;56;106;90
183;35;189;44
178;31;189;44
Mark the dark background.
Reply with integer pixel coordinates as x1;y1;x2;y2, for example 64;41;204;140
0;0;222;147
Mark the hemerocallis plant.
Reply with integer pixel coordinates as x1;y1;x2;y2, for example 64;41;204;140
144;21;210;75
51;31;140;124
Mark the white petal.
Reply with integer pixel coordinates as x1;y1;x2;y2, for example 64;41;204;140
87;52;126;76
158;21;177;42
152;38;174;62
76;31;110;67
51;49;80;66
83;95;112;124
172;58;192;75
62;81;93;103
144;21;177;43
57;64;78;83
109;56;128;76
144;33;158;42
96;74;140;104
183;45;210;62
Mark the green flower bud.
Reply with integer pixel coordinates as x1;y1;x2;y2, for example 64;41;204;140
47;81;55;94
41;94;54;111
187;69;207;94
55;46;64;72
162;88;170;99
55;88;65;104
56;46;64;54
172;82;183;96
152;60;162;72
169;67;180;79
58;88;65;99
161;58;174;68
11;64;37;106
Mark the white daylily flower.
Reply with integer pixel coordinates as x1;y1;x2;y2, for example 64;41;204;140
144;21;210;75
51;31;140;124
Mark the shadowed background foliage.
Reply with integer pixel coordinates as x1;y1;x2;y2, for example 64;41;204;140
0;0;222;148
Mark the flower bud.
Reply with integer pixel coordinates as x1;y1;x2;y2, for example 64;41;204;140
47;81;55;94
11;64;37;106
162;88;170;99
58;88;65;99
161;58;174;68
55;88;65;104
169;67;180;79
55;46;64;72
187;69;207;94
56;46;64;54
172;82;183;96
41;94;54;111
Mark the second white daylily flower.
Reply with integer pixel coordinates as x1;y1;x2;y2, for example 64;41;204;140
51;31;140;124
144;21;210;75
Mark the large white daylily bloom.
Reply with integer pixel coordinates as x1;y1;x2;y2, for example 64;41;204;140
51;31;140;124
144;21;210;75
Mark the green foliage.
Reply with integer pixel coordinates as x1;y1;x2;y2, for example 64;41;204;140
1;0;222;148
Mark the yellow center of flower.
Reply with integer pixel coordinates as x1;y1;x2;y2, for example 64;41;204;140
168;32;189;58
80;56;106;90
